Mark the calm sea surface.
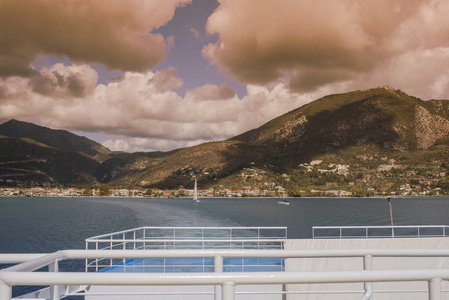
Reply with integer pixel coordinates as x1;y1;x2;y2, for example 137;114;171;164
1;196;449;297
2;196;449;253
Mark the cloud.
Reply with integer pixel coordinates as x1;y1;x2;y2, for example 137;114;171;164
103;137;210;153
0;0;190;77
0;65;324;152
203;0;449;94
190;27;201;39
148;67;184;92
347;47;449;100
186;83;236;101
28;64;98;98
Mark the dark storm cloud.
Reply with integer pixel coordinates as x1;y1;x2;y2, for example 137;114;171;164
0;0;190;77
203;0;448;93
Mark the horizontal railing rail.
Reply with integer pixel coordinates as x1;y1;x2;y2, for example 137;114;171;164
85;238;287;244
3;268;449;286
85;227;288;273
0;254;46;264
313;225;449;239
3;248;449;299
86;226;287;242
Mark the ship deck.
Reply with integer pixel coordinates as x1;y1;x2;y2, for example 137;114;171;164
2;225;449;300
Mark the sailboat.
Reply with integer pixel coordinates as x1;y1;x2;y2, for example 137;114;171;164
193;177;200;203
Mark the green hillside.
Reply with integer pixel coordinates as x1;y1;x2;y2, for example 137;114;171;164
0;119;112;162
0;136;100;186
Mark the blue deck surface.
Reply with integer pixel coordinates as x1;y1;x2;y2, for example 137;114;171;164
99;257;285;273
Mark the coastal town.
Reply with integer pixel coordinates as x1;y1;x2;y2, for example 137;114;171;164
0;183;443;198
0;186;339;198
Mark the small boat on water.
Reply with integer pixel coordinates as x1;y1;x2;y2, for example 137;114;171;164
277;199;290;205
193;177;200;203
277;194;290;205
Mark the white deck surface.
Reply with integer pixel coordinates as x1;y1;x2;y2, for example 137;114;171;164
284;237;449;299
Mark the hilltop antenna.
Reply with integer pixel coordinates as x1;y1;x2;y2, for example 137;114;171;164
387;197;394;237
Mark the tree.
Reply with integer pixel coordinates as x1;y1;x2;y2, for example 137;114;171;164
82;188;93;196
288;190;302;197
99;186;110;196
351;188;365;197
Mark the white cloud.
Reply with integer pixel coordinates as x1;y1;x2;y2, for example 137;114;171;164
0;64;325;152
186;83;236;101
103;137;210;153
345;47;449;99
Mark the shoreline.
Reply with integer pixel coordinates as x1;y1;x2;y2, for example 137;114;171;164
1;195;449;200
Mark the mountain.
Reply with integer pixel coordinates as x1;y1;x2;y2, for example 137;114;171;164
0;119;112;162
99;86;449;193
232;85;449;160
0;120;111;186
0;135;101;186
2;86;449;194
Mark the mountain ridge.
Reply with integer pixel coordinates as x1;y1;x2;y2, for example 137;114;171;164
2;86;449;195
0;119;112;161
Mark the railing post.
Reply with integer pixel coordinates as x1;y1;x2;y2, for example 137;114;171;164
429;278;442;300
134;230;136;250
173;228;176;250
85;240;88;273
0;281;12;300
223;282;235;300
123;234;126;269
360;255;373;300
133;230;136;249
202;228;205;249
49;260;61;300
214;255;224;300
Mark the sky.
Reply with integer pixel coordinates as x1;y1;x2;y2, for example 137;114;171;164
1;0;449;152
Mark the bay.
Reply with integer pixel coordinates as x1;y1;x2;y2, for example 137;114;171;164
2;196;449;255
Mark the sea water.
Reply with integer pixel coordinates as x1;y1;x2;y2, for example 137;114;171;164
2;196;449;253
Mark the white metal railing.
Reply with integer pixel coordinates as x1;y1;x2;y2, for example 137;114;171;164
313;225;449;239
85;227;287;273
86;226;287;249
3;248;449;300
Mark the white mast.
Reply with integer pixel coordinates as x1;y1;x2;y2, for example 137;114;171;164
388;197;394;237
193;177;199;203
